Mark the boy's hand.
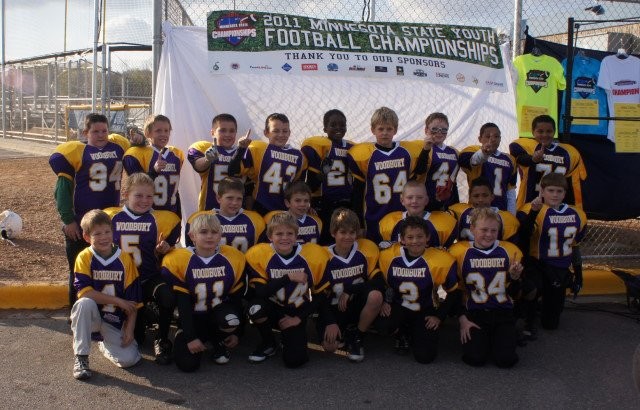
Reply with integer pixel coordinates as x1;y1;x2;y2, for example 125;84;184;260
129;129;146;146
531;192;544;211
459;315;481;344
238;129;252;149
324;323;341;343
187;338;206;354
121;327;135;347
278;315;301;330
380;302;392;317
424;315;441;330
288;271;307;284
154;158;168;172
117;299;138;316
205;138;219;162
63;222;82;241
508;253;523;280
155;233;171;255
532;148;545;163
423;134;434;151
338;292;350;312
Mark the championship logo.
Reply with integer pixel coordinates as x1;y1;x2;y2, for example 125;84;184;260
211;12;258;46
525;70;549;93
574;77;596;98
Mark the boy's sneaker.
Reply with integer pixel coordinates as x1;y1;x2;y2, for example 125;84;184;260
248;343;277;363
154;338;173;365
522;325;538;341
394;334;410;355
212;342;230;365
348;335;365;363
73;355;92;380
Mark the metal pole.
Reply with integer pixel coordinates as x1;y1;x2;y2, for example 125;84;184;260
512;0;523;57
106;45;111;119
19;65;23;137
562;17;575;144
152;0;162;110
92;0;100;112
369;0;376;21
1;0;6;139
54;57;59;142
102;42;107;114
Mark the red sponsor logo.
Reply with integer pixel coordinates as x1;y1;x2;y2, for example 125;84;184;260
301;64;318;71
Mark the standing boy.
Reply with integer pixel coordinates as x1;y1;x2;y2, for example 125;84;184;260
347;107;422;242
50;113;135;306
229;113;306;215
188;114;247;211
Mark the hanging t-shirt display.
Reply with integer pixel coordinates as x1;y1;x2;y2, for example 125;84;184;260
513;53;566;138
560;55;608;136
597;54;640;147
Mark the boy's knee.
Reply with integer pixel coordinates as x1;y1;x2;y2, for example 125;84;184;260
248;301;268;323
366;289;383;307
494;353;518;368
175;355;201;373
462;353;486;367
118;349;142;368
283;350;308;368
413;347;437;364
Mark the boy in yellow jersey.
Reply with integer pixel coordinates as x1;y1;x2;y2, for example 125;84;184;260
378;216;460;363
449;208;523;368
71;210;142;380
245;212;331;368
161;214;246;372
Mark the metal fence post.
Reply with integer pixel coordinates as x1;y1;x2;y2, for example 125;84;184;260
152;0;162;111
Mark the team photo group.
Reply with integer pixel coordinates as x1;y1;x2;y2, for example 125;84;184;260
50;103;586;379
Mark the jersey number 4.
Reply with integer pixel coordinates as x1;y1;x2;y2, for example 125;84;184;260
264;162;297;194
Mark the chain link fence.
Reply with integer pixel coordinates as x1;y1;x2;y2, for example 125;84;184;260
1;0;639;268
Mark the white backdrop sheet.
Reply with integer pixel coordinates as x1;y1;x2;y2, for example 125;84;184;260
155;22;518;235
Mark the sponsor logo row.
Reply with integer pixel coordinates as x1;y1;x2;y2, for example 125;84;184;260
213;60;503;88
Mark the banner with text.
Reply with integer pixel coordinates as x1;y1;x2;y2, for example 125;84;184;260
207;10;507;92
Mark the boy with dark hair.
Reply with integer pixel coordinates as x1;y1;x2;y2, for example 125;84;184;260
448;177;520;243
264;181;322;244
185;177;265;251
229;113;306;215
378;216;459;363
188;113;248;211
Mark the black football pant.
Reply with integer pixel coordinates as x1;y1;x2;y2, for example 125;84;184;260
134;275;175;345
173;303;239;372
377;304;439;364
461;309;518;368
525;260;570;330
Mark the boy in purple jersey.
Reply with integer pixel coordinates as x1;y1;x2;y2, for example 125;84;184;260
377;216;460;363
449;208;524;368
188;114;249;211
50;113;137;307
264;181;322;244
229;113;306;215
185;177;266;250
319;208;383;362
245;212;331;367
105;173;181;364
123;115;184;217
71;209;142;380
301;109;354;244
348;107;423;243
413;112;460;211
518;173;587;334
448;177;520;243
379;180;457;249
161;214;246;372
509;115;586;209
458;123;517;213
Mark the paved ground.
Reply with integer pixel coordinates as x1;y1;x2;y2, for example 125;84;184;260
1;298;639;409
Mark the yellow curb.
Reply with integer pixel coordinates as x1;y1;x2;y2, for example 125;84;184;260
0;282;68;309
582;269;628;295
